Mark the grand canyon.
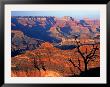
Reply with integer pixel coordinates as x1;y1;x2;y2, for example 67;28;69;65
11;16;100;77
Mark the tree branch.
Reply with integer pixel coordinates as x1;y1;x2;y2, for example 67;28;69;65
87;45;98;59
78;57;81;68
86;45;99;63
86;44;95;57
68;59;82;72
77;46;86;60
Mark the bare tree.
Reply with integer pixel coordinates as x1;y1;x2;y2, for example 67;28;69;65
55;26;99;74
68;57;82;73
28;53;46;71
74;36;99;72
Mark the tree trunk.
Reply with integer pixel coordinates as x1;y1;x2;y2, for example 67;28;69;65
84;61;88;72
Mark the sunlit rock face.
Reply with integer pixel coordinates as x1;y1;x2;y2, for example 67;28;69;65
11;16;100;42
11;16;100;77
11;42;100;77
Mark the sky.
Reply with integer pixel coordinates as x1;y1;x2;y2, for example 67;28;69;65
11;11;100;19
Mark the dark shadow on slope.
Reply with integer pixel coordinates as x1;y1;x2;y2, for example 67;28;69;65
69;67;100;77
55;45;76;50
